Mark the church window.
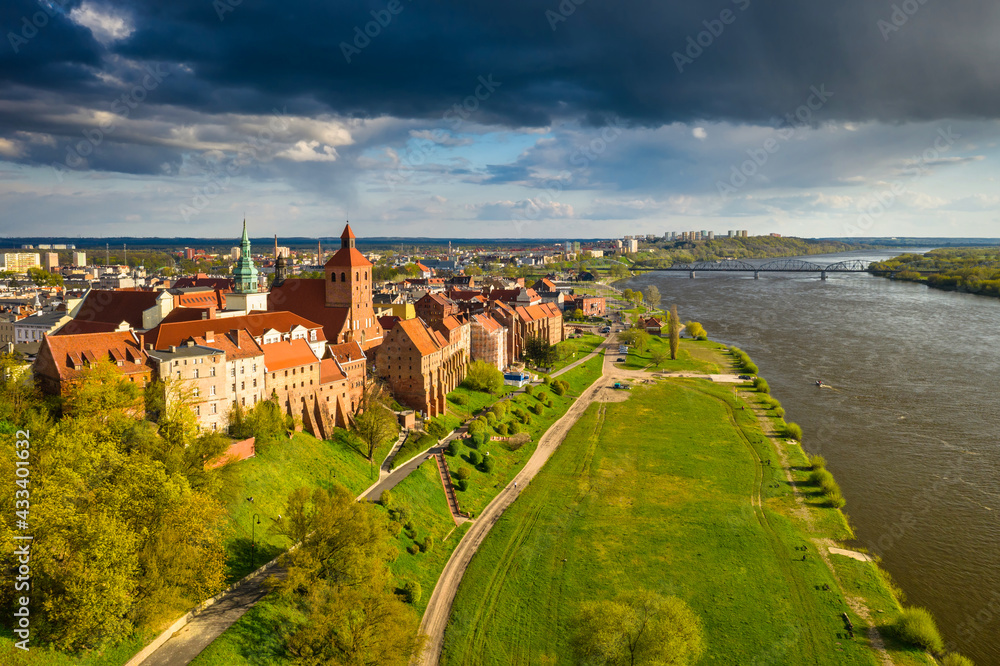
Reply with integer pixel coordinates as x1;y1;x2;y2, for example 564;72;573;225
356;272;359;280
331;273;336;282
341;272;346;281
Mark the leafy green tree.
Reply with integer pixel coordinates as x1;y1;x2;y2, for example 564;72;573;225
464;360;504;393
643;285;661;311
685;321;707;340
668;305;681;360
650;349;670;367
28;266;64;287
353;380;399;463
524;335;557;367
572;589;705;666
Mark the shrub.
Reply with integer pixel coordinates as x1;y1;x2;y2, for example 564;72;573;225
469;451;481;466
784;422;803;441
891;607;944;653
387;520;402;536
391;504;411;525
468;419;485;435
457;478;469;492
464;360;504;393
497;423;509;436
524;384;534;396
508;421;522;434
447;440;460;457
403;520;414;532
753;377;769;394
491;401;508;420
524;413;533;425
471;430;489;448
426;419;447;440
456;466;471;480
481;456;494;473
530;403;544;415
774;406;785;418
407;543;420;555
380;489;394;510
942;654;975;666
808;454;827;470
826;487;846;508
402;580;422;604
552;382;566;396
451;394;467;406
422;535;435;553
486;412;498;427
535;390;548;402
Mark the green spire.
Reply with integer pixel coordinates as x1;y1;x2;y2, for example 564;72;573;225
233;219;259;294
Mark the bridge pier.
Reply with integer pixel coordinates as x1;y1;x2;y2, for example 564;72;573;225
754;270;759;280
821;271;827;280
689;270;696;279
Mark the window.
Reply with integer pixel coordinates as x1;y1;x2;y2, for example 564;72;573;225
355;271;359;280
331;273;336;282
193;388;200;397
285;370;288;377
252;363;257;372
211;423;217;431
253;378;257;387
212;403;217;414
196;405;200;416
210;385;216;396
241;381;245;390
232;383;237;393
240;365;244;375
193;369;199;379
341;272;345;281
210;367;216;377
176;371;181;379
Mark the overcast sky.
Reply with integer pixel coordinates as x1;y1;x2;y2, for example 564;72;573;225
1;0;999;239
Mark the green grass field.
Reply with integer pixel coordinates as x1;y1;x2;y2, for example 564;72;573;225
446;354;605;516
446;384;515;421
547;334;605;372
440;379;895;665
615;336;723;374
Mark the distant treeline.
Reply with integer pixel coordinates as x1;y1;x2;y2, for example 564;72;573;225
870;247;1000;298
631;237;871;269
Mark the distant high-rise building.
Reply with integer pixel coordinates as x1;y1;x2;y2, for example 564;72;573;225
44;252;59;272
73;251;86;267
740;230;749;238
1;253;41;273
231;246;242;260
707;231;715;240
728;230;736;238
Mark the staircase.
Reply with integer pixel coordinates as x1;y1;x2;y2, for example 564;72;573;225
433;452;465;523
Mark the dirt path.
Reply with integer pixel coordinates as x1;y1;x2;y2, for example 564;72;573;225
415;338;620;665
742;389;895;666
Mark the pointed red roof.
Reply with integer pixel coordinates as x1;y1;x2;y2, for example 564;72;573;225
341;224;356;241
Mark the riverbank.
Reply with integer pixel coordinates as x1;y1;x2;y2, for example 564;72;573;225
439;343;948;665
869;248;1000;299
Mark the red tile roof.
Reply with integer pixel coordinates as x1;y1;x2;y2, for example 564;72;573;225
186;329;263;361
262;338;317;372
72;289;159;329
321;357;347;383
394;318;442;356
378;315;400;331
267;279;349;342
328;341;365;364
54;320;122;336
471;313;503;333
172;276;234;291
36;331;149;383
150;310;324;349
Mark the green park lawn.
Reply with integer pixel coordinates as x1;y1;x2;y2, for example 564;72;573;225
547;333;604;372
446;354;605;516
615;336;722;374
440;379;894;666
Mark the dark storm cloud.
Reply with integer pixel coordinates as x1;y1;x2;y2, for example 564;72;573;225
4;0;1000;127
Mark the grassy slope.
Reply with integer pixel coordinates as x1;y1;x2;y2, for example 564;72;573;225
440;379;890;666
220;429;377;582
547;334;605;372
447;354;605;516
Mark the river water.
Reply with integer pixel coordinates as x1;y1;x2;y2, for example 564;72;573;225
624;250;1000;665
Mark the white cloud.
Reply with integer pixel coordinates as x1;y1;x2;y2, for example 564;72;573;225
0;138;24;158
276;140;339;162
69;3;134;46
692;127;707;140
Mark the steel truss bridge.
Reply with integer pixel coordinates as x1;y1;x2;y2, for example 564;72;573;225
655;258;873;279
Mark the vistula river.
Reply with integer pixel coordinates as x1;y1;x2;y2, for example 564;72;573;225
624;249;1000;665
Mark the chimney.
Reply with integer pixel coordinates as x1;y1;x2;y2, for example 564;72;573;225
205;330;214;343
169;345;177;352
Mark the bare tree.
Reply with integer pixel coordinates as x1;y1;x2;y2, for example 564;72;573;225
353;379;399;463
668;304;681;360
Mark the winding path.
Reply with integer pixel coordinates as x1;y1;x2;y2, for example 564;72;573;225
415;337;618;665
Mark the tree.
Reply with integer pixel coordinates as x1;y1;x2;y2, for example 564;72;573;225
572;589;705;666
28;266;64;287
668;305;681;360
685;321;707;340
464;360;504;393
643;285;661;311
352;380;399;463
650;349;670;367
464;264;483;276
524;335;557;367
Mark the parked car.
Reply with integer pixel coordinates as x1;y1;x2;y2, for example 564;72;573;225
738;374;752;380
618;357;626;362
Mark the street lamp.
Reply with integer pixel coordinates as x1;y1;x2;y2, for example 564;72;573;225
251;513;260;570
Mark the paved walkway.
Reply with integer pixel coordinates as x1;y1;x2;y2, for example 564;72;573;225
135;568;287;666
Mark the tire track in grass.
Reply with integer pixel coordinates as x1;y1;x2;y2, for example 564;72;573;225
688;382;821;665
463;504;544;665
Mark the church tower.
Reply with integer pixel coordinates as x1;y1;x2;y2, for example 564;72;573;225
232;220;259;294
324;223;379;347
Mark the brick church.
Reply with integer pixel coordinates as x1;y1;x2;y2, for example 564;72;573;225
269;224;383;352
